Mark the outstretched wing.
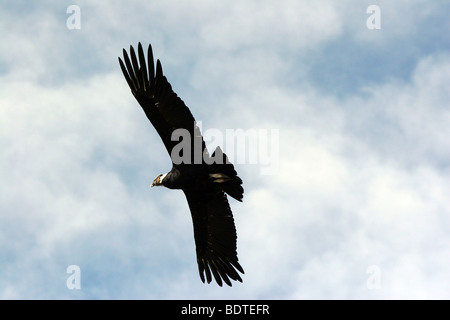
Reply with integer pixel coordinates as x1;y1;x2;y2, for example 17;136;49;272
183;188;245;287
118;43;206;162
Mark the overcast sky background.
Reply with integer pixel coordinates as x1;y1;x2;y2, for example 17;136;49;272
1;0;449;299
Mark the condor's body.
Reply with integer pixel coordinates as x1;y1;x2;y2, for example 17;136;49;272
119;43;244;287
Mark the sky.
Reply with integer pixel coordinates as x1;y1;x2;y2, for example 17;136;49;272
0;0;449;299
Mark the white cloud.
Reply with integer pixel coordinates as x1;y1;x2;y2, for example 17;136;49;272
0;0;449;299
233;52;450;299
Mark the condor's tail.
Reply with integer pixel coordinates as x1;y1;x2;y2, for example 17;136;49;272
208;147;244;202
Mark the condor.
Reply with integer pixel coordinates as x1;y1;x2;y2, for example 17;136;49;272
118;43;244;286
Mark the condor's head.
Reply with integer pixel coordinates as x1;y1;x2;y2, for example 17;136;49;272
150;173;167;188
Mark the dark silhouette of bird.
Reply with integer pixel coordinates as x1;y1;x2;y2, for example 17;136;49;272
118;43;244;286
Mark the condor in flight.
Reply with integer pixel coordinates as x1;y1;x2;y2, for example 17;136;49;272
118;43;244;287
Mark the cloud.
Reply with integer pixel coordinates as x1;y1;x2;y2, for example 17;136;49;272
0;1;449;299
236;53;450;299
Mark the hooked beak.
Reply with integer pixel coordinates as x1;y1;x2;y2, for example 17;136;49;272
151;174;163;188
